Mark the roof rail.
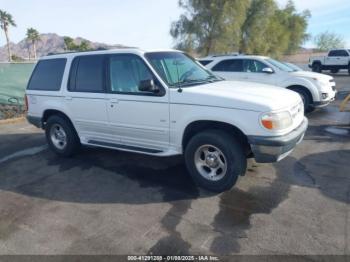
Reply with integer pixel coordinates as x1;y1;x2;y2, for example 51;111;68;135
211;52;241;57
46;47;137;56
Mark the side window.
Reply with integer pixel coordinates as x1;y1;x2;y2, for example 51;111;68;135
328;50;337;57
27;59;66;91
69;55;105;92
338;50;349;57
212;59;243;72
243;60;267;73
198;60;213;66
109;55;159;94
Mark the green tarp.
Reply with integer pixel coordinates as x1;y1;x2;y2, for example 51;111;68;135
0;63;36;105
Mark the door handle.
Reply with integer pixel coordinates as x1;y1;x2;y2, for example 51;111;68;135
65;96;72;101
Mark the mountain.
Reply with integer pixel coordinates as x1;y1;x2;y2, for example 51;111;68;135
0;33;130;61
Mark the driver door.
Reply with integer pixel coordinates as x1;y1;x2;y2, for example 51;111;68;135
241;59;277;85
105;54;170;153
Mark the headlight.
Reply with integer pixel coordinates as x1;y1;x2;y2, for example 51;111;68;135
260;111;293;130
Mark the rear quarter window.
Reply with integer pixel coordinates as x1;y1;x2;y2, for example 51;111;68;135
27;58;66;91
198;60;213;66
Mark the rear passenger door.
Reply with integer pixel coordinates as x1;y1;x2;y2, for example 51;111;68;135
65;55;109;144
210;59;244;81
105;54;169;153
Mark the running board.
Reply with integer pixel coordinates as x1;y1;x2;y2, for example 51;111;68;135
87;140;163;154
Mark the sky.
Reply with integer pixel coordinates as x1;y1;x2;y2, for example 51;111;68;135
1;0;350;49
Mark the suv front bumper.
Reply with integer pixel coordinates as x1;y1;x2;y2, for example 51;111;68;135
248;117;308;163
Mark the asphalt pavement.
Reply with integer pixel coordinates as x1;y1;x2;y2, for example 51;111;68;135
0;73;350;256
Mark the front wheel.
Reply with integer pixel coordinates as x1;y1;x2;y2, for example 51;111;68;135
293;88;313;113
312;63;321;73
184;130;247;192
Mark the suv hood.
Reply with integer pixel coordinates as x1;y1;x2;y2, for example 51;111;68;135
172;80;301;112
289;70;333;82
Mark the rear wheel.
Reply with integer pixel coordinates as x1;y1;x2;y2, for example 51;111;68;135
45;115;80;157
312;63;321;73
184;130;247;192
348;64;350;75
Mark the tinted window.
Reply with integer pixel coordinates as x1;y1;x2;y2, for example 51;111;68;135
329;50;349;57
198;60;213;66
109;54;159;94
212;59;243;72
243;59;268;73
27;59;66;91
328;50;337;57
70;55;105;92
338;50;349;56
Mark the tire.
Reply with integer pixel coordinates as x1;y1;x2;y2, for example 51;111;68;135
312;63;321;73
348;64;350;75
184;130;247;192
45;115;80;157
292;88;313;113
331;69;339;74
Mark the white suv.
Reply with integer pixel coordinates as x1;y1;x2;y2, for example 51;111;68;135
26;49;307;192
199;55;337;112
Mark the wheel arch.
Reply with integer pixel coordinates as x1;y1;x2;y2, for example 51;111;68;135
287;85;315;104
182;120;251;156
312;60;322;66
42;109;75;131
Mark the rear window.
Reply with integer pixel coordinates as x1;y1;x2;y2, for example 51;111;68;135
68;55;105;92
27;59;66;91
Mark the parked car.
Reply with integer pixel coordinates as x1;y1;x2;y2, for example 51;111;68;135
26;49;307;192
309;49;350;74
198;55;337;112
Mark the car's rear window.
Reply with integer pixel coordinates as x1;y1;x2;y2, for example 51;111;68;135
27;58;66;91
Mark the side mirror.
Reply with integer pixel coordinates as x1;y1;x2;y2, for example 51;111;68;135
262;67;274;74
138;79;159;93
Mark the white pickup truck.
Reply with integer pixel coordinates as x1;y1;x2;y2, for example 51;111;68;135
309;49;350;74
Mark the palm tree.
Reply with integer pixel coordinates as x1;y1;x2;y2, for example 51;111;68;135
0;10;16;62
26;28;40;60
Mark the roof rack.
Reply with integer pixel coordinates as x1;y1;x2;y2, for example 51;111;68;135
211;52;241;57
47;47;138;56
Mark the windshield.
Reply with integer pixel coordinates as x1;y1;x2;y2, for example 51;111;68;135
283;62;303;71
145;52;221;87
265;58;295;72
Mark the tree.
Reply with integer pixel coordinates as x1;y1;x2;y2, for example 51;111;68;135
64;36;92;51
171;0;310;57
26;28;40;60
170;0;249;55
64;36;77;50
314;31;345;51
0;10;16;62
78;40;91;51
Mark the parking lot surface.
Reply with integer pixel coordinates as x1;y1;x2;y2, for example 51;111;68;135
0;73;350;255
